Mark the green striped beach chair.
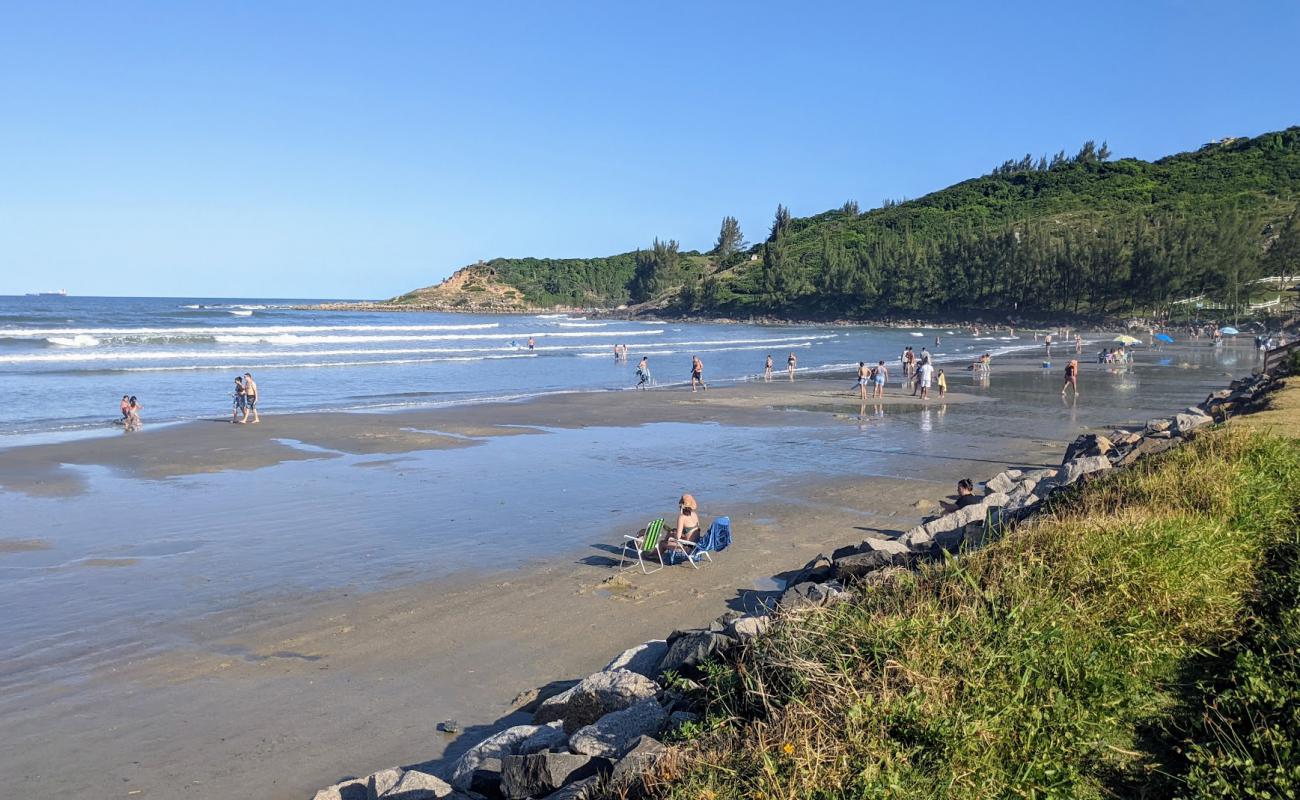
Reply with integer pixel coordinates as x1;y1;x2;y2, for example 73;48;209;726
620;518;667;574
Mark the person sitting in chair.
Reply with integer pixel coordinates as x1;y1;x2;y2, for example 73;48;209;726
939;478;981;513
660;493;701;556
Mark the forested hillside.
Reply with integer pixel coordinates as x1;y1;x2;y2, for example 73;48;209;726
394;127;1300;319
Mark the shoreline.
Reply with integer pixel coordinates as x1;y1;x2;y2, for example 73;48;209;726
0;345;1239;799
296;299;1231;333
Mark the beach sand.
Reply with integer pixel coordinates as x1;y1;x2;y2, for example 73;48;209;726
0;346;1242;799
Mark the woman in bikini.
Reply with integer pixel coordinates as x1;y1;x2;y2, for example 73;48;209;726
660;493;702;557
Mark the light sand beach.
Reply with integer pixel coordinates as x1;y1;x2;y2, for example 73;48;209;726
0;344;1244;798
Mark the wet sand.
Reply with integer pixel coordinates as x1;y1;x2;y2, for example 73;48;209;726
0;345;1243;799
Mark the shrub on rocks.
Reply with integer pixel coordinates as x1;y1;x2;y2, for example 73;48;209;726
569;698;668;758
533;670;659;733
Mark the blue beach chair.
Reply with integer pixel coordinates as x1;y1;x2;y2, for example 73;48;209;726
666;516;732;568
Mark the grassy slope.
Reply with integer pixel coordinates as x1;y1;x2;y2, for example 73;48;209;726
641;415;1300;799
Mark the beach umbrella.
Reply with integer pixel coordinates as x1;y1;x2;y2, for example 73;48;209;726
1219;326;1239;335
1114;334;1141;345
1153;332;1174;343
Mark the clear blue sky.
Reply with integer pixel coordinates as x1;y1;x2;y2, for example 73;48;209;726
1;1;1296;299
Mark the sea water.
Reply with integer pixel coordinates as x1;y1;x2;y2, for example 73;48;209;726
0;295;1036;438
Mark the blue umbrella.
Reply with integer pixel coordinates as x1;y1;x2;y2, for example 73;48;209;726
1219;326;1239;335
1154;332;1174;343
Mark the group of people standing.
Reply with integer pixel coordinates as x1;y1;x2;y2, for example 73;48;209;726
231;373;260;424
762;352;798;382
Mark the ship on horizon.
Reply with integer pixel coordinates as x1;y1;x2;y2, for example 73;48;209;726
25;289;68;297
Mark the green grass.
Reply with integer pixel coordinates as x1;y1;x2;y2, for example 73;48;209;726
642;428;1300;800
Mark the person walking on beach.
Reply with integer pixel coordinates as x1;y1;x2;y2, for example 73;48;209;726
1044;333;1053;357
1074;334;1083;354
917;359;934;400
857;362;870;400
764;354;773;382
1061;359;1080;399
937;368;947;398
119;395;131;424
527;336;535;351
690;355;707;393
636;356;651;389
232;376;246;423
124;396;142;432
242;373;260;423
787;352;797;380
873;360;888;398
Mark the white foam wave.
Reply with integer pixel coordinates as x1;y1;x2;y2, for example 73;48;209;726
112;353;539;372
534;313;569;319
227;309;253;316
556;322;607;328
45;334;101;347
0;323;503;338
211;330;663;345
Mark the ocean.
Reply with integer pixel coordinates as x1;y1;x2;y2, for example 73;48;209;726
0;295;1036;439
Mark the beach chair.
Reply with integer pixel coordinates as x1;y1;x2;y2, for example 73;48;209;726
666;516;732;569
620;518;667;574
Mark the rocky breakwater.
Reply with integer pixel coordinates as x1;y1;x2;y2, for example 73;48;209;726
311;367;1289;800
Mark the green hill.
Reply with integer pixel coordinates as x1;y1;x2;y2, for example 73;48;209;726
393;127;1300;319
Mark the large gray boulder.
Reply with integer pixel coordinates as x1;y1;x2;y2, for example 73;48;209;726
1115;434;1178;466
1062;434;1114;464
984;469;1023;494
533;670;659;733
378;769;456;799
569;698;668;759
314;778;368;800
368;768;404;799
725;615;771;642
500;753;604;800
609;735;667;786
1145;418;1172;433
538;776;602;799
602;640;669;678
861;537;911;557
447;724;554;791
1059;455;1112;486
831;550;896;581
778;580;851;609
657;630;732;674
1173;411;1212;435
518;721;569;755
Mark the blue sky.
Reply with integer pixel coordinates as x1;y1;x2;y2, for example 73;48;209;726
1;1;1296;299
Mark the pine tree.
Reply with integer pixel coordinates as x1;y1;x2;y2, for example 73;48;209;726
841;199;860;216
713;216;745;258
770;204;792;240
